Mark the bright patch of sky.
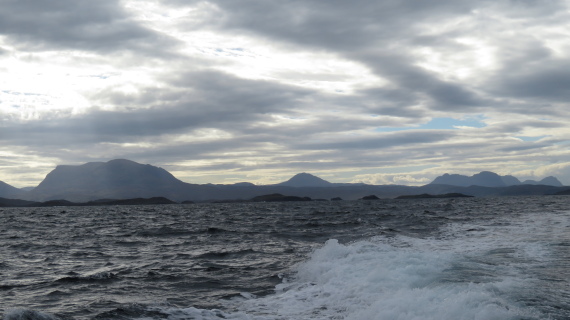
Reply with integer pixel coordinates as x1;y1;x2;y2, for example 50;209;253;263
376;116;487;132
515;136;549;142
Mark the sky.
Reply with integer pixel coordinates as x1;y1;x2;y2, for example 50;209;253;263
1;0;570;187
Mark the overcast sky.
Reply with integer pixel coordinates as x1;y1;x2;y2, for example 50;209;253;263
1;0;570;187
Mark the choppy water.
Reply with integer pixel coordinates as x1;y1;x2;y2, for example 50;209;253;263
1;196;569;320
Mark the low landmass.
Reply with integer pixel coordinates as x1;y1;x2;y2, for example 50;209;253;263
430;171;563;187
553;188;570;195
250;193;312;202
395;193;474;199
0;196;177;208
0;159;568;203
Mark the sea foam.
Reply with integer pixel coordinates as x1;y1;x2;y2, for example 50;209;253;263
3;308;60;320
156;233;542;320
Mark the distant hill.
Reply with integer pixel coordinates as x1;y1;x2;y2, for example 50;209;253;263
395;193;473;199
500;175;521;186
26;159;189;202
0;197;37;207
0;196;177;207
554;188;570;195
0;180;25;199
276;173;333;187
11;159;568;202
521;176;563;187
250;193;312;202
430;171;563;187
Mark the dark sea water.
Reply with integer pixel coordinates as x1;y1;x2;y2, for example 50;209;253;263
1;196;569;320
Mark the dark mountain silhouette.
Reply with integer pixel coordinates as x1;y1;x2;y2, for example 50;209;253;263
471;171;506;187
0;196;177;207
0;197;37;207
230;182;256;187
500;175;521;186
276;173;332;187
431;171;506;187
26;159;189;202
6;159;566;203
430;171;562;187
395;193;473;199
430;173;472;187
554;188;570;195
0;180;25;199
250;193;312;202
522;176;563;187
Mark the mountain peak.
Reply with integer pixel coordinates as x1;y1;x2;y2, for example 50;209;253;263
430;171;507;187
471;171;506;187
0;180;25;198
430;171;563;187
540;176;563;187
28;159;184;202
277;173;332;187
522;176;563;187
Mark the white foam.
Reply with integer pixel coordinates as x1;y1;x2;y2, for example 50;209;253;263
149;211;569;320
3;308;60;320
236;239;536;320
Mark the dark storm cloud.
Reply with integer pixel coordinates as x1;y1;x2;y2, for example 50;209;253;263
0;0;176;53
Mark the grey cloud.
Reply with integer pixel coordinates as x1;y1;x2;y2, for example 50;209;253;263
0;0;177;54
356;51;488;110
499;143;551;153
182;0;489;113
347;88;429;118
179;0;570;115
497;62;570;102
197;0;475;50
0;70;314;147
4;0;570;186
483;119;567;136
297;130;454;150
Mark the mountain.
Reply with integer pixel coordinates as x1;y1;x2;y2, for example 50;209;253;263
26;159;188;202
470;171;506;187
0;180;25;199
430;172;563;187
500;175;521;186
13;160;569;203
0;197;37;207
522;176;563;187
430;174;471;186
276;173;333;187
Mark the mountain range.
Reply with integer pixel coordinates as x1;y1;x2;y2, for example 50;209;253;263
0;159;568;203
430;171;563;187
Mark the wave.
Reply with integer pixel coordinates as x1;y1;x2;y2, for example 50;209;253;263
55;271;118;283
3;309;60;320
148;210;563;320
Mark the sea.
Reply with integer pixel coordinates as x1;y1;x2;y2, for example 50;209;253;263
1;196;569;320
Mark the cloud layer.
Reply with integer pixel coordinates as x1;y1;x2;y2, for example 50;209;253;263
1;0;569;186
